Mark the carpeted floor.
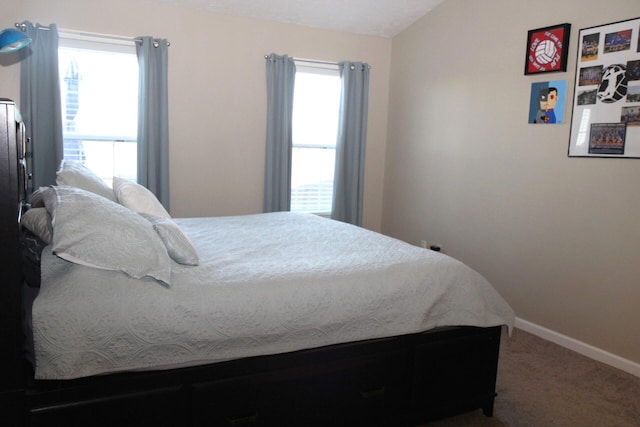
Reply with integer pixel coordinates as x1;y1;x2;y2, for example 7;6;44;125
423;328;640;426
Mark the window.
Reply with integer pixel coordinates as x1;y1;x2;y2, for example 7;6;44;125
58;33;138;186
291;62;341;215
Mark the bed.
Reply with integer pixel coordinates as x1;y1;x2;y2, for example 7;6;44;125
1;99;515;426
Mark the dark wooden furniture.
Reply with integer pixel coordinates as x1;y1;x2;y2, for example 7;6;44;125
2;98;504;426
22;326;501;427
0;98;27;425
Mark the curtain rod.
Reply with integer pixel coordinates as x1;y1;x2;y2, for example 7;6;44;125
264;55;370;69
264;55;336;65
293;57;338;66
14;22;170;46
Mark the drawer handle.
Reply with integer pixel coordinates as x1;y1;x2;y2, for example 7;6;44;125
360;386;385;399
226;414;258;425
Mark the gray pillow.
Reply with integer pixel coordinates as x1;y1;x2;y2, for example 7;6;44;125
56;160;117;202
41;185;172;286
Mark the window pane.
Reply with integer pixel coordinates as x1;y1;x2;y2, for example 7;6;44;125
291;147;335;213
58;42;138;185
79;140;137;187
292;70;341;147
59;47;138;139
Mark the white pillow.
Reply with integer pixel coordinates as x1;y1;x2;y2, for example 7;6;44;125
41;185;172;286
21;207;52;243
56;160;117;202
113;177;171;219
30;188;46;208
141;214;200;266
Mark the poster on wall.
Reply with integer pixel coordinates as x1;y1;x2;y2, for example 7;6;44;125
528;80;567;124
524;23;571;75
568;16;640;157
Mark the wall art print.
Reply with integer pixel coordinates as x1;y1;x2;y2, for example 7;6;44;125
528;80;567;124
525;23;571;75
568;17;640;157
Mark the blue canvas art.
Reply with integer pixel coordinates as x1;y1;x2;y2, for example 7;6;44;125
528;80;567;124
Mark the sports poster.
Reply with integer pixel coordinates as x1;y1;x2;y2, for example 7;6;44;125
525;23;571;74
569;17;640;157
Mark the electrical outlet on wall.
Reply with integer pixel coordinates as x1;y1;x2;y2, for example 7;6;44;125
419;240;443;252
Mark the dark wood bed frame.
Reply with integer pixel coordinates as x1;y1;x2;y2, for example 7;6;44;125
1;98;503;426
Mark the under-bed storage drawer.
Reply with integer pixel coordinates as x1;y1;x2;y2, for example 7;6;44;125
191;349;408;426
409;326;501;421
25;385;185;427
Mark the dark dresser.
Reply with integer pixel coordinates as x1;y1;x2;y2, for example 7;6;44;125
0;98;26;424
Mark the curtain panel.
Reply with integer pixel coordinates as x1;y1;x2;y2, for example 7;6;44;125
331;62;370;226
19;21;64;192
263;53;296;213
136;36;170;210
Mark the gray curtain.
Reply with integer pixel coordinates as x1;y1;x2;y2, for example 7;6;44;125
331;62;370;226
19;22;63;191
136;37;170;210
264;53;296;212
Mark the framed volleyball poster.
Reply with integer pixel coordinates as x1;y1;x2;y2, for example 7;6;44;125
524;23;571;75
568;17;640;157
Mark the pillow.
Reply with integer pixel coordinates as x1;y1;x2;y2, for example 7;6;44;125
30;188;45;208
141;214;200;266
113;177;171;219
56;160;117;202
41;185;172;286
21;207;52;244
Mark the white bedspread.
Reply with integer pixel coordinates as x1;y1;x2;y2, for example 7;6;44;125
33;212;514;379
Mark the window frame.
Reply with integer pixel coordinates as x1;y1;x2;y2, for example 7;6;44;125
57;31;139;185
290;60;341;216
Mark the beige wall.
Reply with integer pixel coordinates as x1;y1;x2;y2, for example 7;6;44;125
385;0;640;364
0;0;391;231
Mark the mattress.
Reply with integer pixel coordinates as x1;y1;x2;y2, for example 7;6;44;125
33;212;514;380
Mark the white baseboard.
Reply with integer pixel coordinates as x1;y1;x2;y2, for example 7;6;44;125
514;317;640;378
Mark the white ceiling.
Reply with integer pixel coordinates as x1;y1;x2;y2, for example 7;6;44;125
145;0;447;38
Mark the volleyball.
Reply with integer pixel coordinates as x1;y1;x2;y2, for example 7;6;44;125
535;40;557;65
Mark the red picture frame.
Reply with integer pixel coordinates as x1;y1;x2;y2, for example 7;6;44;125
525;23;571;75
